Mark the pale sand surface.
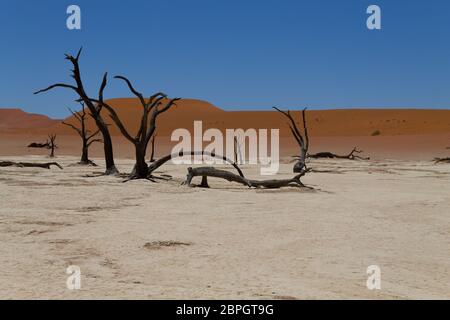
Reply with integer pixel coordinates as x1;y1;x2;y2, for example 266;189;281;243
0;156;449;299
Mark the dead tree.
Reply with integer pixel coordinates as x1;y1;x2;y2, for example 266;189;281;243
308;147;369;160
184;167;250;187
273;107;309;173
184;167;309;189
149;133;157;163
0;161;62;169
62;104;101;165
48;134;57;158
94;75;180;179
28;142;50;148
34;48;119;175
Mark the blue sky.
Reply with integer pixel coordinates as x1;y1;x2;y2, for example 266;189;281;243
0;0;449;118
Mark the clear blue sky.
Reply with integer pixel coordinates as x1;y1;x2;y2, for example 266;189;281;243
0;0;449;118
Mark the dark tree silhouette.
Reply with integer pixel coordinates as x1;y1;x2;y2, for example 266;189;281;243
34;48;119;175
149;133;157;163
62;103;101;165
273;107;309;173
0;161;62;169
308;147;370;160
48;134;57;158
93;76;180;179
184;166;308;189
27;142;50;149
434;157;450;164
433;145;450;163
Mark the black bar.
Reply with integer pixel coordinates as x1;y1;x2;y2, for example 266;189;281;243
0;300;447;319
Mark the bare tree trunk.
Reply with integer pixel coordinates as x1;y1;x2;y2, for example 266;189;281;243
149;134;156;162
80;138;89;164
199;175;209;188
48;134;57;158
274;107;309;173
294;147;308;173
99;124;117;174
134;144;149;179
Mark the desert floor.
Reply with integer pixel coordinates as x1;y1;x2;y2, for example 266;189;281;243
0;156;449;299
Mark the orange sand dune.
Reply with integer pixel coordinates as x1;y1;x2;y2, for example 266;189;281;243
1;99;450;160
2;98;450;137
0;108;58;133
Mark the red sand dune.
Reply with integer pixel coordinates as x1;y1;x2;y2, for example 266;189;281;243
0;108;58;133
1;98;450;160
34;98;450;137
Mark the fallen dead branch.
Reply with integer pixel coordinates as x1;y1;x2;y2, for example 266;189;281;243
144;241;191;250
434;157;450;164
0;161;63;169
68;160;98;167
183;167;250;187
148;150;245;178
184;166;310;189
27;142;50;149
308;147;369;160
